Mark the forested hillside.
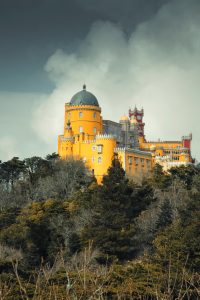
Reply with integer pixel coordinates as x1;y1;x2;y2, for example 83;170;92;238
0;154;200;299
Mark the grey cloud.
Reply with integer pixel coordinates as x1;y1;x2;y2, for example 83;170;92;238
0;0;170;93
32;0;200;161
75;0;171;31
0;92;52;161
1;0;199;161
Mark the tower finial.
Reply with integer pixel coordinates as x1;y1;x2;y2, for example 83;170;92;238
83;84;86;90
67;119;71;129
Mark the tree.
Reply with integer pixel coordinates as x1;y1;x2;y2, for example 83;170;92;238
31;158;93;201
81;155;154;262
0;157;25;190
169;164;200;189
0;199;80;267
24;156;53;184
150;163;171;189
156;199;173;231
45;152;60;161
102;154;126;186
153;189;200;272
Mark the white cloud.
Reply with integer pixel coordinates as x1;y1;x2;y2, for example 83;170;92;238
0;92;52;161
32;0;200;160
0;137;17;161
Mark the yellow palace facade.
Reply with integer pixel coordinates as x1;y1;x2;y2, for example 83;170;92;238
58;86;193;182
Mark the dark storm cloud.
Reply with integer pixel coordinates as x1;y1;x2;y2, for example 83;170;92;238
0;0;99;92
32;0;200;162
0;0;170;159
0;0;169;92
77;0;171;32
1;0;199;161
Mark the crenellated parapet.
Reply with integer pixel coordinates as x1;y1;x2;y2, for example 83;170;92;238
115;147;152;157
96;134;116;140
65;104;101;112
60;136;74;142
115;147;126;152
82;139;96;144
58;85;194;183
144;140;181;144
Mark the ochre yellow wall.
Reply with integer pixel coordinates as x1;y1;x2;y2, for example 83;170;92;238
58;101;192;184
72;136;117;183
154;149;164;156
140;141;182;150
180;153;190;162
117;150;154;182
58;136;73;159
58;102;117;183
139;141;192;163
91;137;116;183
64;104;102;139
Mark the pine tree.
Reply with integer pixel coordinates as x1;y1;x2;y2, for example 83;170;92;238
156;199;173;231
150;163;171;189
0;157;26;190
81;155;154;262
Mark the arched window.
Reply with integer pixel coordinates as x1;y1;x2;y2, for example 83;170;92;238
79;126;83;133
98;157;102;164
93;127;97;134
97;145;103;153
79;112;83;118
93;112;96;118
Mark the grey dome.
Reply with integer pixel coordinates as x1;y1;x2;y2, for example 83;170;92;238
70;85;99;106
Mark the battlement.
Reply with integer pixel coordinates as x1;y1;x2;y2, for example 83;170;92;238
155;155;171;161
96;134;116;140
58;88;193;182
115;147;126;152
82;139;96;144
65;103;101;112
60;136;74;142
115;147;152;157
129;107;144;115
144;141;181;144
182;133;192;140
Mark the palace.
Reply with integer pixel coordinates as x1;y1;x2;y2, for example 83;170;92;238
58;85;193;183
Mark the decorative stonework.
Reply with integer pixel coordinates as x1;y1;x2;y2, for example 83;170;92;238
96;134;116;140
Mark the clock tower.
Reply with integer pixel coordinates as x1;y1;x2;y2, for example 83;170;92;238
129;107;146;142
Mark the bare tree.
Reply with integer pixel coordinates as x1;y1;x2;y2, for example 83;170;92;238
31;158;93;201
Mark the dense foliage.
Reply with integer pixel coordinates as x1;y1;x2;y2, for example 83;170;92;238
0;155;200;299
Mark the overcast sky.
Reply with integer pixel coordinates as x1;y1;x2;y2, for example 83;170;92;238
0;0;199;161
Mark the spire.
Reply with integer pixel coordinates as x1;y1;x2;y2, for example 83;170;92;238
67;119;71;129
83;84;86;90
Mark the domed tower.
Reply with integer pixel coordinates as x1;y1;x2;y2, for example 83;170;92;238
65;85;102;138
58;85;103;160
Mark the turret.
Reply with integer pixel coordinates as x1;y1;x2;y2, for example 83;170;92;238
182;133;192;149
64;85;103;139
129;118;139;149
64;120;73;138
129;107;146;141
